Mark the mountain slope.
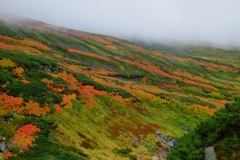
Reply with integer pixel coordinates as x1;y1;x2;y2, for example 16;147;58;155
0;17;239;159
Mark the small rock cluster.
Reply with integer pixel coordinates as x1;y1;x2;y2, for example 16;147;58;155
155;131;177;150
26;65;59;73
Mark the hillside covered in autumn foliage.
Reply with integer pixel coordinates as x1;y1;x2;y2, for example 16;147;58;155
0;16;239;160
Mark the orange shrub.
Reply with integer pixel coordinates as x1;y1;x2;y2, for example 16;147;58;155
13;124;40;149
3;124;40;159
25;100;50;116
89;36;112;44
66;48;111;62
54;104;63;113
105;44;118;50
2;151;17;160
78;85;106;108
12;67;25;78
0;93;24;110
60;94;76;109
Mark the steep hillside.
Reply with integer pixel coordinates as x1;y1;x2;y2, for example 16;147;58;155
0;17;239;160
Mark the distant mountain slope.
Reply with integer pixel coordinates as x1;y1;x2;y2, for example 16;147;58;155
135;41;240;68
0;16;239;159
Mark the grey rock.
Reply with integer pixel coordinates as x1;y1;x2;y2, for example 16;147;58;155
167;139;177;150
44;66;51;72
156;131;167;143
180;126;189;131
1;137;6;141
157;136;167;144
205;146;217;160
0;142;6;152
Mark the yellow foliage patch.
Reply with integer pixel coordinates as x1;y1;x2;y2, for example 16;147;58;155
0;58;16;68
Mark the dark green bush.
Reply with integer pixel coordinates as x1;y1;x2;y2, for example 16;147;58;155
0;51;57;69
167;99;240;160
117;147;132;155
8;146;21;154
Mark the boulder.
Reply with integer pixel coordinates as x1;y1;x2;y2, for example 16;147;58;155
0;142;6;152
205;146;217;160
167;139;177;150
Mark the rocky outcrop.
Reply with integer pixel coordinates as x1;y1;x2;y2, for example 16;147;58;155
155;131;177;150
167;139;177;150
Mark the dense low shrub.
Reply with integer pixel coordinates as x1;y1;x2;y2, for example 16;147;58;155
167;98;240;160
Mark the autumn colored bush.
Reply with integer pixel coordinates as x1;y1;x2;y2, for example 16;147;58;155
0;93;50;116
78;85;106;108
3;124;40;159
54;104;63;113
89;35;112;45
25;100;50;116
12;67;25;78
60;94;76;109
12;124;40;149
0;58;16;68
0;35;50;51
105;44;118;50
0;41;40;53
41;78;65;92
0;93;24;111
66;48;111;62
67;31;89;40
156;83;178;89
2;151;17;160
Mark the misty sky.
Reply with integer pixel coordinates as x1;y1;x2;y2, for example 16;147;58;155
0;0;240;47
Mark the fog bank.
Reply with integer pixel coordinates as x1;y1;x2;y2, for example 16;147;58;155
1;0;240;47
